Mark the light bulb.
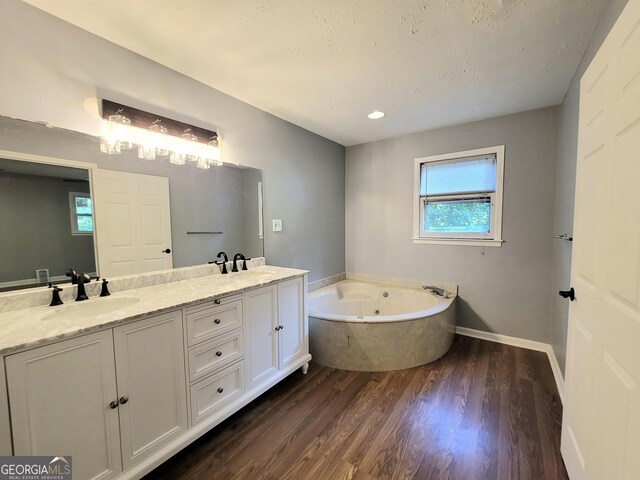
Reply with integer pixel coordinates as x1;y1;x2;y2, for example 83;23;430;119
109;110;133;149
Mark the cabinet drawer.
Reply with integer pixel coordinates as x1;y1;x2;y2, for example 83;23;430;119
188;331;244;383
185;299;243;346
190;361;244;425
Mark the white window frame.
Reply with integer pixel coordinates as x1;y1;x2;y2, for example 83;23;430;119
413;145;505;247
69;191;93;235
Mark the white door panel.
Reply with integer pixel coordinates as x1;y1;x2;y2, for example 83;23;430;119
6;332;122;480
113;311;187;469
278;277;305;369
245;285;278;386
94;170;172;278
561;1;640;479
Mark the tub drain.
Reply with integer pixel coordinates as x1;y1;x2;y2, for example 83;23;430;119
374;309;381;315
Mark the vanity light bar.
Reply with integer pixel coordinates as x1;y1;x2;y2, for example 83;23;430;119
100;100;221;167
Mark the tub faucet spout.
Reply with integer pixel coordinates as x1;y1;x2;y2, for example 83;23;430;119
422;285;449;299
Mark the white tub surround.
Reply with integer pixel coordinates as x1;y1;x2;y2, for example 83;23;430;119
309;279;456;371
0;263;310;480
308;272;346;292
346;272;458;298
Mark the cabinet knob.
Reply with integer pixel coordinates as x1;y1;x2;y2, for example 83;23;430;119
216;351;222;357
119;396;129;405
214;318;221;324
217;387;224;394
109;400;118;409
214;299;221;305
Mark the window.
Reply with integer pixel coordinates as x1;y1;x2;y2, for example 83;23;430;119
413;146;504;246
69;192;93;235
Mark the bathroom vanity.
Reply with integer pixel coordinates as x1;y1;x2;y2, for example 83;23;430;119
0;264;309;480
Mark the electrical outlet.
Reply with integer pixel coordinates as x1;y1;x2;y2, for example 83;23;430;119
273;219;283;232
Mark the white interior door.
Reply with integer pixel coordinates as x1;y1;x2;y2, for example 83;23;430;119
94;169;172;278
561;1;640;478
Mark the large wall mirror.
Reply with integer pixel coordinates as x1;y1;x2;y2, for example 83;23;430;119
0;158;97;291
0;131;264;293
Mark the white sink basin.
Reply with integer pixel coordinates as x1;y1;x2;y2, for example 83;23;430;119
236;269;279;282
43;297;140;321
198;269;279;287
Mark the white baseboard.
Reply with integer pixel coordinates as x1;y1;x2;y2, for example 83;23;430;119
455;326;565;404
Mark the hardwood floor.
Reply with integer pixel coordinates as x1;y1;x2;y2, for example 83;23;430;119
145;335;567;480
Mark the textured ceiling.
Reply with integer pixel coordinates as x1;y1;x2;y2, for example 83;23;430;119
23;0;607;146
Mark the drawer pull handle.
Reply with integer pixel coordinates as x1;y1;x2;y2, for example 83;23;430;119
119;396;128;405
109;400;118;409
214;319;221;324
214;299;221;305
216;351;222;357
217;387;224;394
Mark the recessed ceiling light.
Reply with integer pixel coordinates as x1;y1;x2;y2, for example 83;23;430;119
368;111;385;120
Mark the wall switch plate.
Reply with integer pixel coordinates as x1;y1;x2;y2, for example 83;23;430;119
272;219;283;232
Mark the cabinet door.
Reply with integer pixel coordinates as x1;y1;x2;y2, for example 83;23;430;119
278;277;306;369
6;331;122;480
113;310;187;469
245;285;278;386
0;360;11;456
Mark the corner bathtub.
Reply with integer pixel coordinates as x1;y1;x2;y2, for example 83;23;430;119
308;280;456;371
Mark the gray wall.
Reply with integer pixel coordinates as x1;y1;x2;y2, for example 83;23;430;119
0;0;345;282
346;107;559;343
551;0;630;375
0;172;95;283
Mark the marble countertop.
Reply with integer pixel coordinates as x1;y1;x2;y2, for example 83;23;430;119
0;266;308;356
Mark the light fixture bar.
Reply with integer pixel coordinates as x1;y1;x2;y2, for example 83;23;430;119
101;100;217;143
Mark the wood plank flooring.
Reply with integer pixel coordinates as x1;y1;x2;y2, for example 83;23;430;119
145;335;567;480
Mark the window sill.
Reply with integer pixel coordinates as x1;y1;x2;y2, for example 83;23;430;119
412;238;504;247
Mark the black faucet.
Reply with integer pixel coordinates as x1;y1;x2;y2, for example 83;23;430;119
215;252;229;274
49;285;64;306
100;279;111;297
66;268;78;284
76;273;89;302
232;253;248;272
66;268;91;285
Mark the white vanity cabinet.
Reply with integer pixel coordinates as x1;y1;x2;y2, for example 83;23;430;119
184;295;246;426
6;330;123;480
112;311;188;468
277;277;306;370
0;360;12;456
245;276;306;389
1;270;309;480
245;284;279;387
5;310;187;480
